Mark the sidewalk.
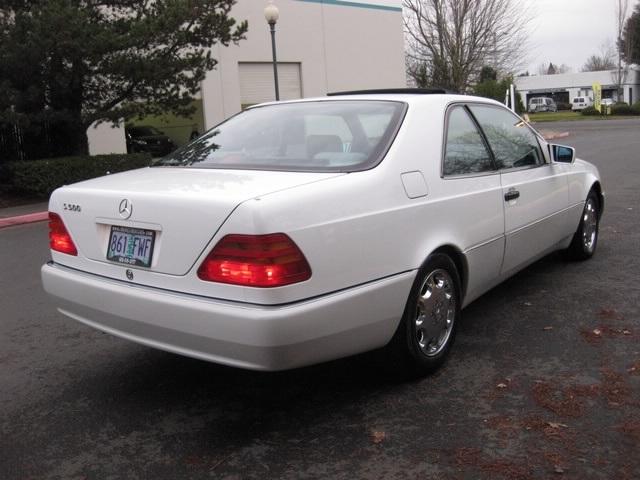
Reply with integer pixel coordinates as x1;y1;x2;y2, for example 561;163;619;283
0;201;49;229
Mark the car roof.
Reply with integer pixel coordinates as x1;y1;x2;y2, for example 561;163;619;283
251;92;506;110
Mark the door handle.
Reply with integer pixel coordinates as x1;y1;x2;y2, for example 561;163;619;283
504;189;520;201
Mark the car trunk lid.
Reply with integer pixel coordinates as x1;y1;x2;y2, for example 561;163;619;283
49;167;341;276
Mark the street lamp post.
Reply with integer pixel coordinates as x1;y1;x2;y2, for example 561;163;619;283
264;1;280;101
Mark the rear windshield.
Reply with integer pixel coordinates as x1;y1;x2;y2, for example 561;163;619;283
152;101;406;172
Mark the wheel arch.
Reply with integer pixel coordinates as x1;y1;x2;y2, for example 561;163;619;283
590;181;604;219
428;244;468;303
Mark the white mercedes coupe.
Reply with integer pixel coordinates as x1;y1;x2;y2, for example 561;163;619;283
42;90;603;375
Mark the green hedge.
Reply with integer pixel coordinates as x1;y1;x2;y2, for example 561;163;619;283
611;102;638;115
580;106;600;116
5;153;151;198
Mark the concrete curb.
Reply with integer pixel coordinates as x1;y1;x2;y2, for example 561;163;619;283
0;211;48;229
540;131;570;141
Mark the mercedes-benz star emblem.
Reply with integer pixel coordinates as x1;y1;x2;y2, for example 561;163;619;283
118;199;132;219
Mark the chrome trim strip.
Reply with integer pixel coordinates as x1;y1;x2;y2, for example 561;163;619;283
463;234;505;254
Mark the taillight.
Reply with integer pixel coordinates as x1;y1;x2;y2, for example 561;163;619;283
197;233;311;287
48;212;78;256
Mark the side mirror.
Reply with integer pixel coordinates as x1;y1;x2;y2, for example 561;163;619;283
551;144;575;163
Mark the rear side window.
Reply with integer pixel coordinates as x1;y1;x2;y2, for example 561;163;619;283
152;101;406;172
469;105;543;170
443;107;494;176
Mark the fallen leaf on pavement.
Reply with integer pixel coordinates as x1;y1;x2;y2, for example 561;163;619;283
371;430;386;444
546;422;568;429
543;326;554;331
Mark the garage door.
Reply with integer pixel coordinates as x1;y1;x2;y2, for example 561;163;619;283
239;62;302;107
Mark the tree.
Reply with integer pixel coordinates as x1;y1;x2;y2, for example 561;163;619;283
582;41;616;71
536;62;571;75
582;54;615;72
404;0;530;92
621;2;640;64
473;72;524;114
0;1;247;155
479;66;498;82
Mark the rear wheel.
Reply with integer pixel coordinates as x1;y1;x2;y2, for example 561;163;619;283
387;253;461;377
565;190;599;260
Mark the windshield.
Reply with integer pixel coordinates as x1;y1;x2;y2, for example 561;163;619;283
152;101;406;172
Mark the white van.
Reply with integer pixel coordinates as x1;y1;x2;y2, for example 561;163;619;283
528;97;557;113
572;96;594;111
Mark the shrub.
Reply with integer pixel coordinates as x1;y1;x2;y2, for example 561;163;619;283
580;106;600;116
611;102;636;115
633;102;640;115
5;153;151;198
557;102;572;111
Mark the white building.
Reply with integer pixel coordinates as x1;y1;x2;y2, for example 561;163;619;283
89;0;406;155
202;0;405;128
514;67;640;106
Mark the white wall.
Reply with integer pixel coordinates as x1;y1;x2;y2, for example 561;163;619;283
87;121;127;156
201;0;406;128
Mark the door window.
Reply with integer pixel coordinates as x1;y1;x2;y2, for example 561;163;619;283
469;105;543;170
443;107;494;176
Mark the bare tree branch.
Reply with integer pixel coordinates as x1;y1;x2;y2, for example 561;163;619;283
404;0;531;91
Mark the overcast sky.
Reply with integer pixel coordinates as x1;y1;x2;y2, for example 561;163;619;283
523;0;632;74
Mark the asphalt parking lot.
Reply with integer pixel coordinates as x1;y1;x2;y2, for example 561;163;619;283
1;118;639;480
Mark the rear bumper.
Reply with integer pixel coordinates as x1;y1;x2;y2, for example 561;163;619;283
41;262;414;371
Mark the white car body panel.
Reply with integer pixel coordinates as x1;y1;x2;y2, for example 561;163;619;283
500;164;570;275
42;262;414;370
50;168;343;277
41;93;603;370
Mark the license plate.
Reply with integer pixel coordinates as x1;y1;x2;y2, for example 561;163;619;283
107;225;156;268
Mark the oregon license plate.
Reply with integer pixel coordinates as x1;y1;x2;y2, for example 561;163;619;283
106;225;156;268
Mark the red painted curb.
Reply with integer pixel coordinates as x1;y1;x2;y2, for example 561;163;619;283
0;211;48;229
540;131;570;141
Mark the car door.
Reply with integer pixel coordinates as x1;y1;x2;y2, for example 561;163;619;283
440;105;505;304
468;104;569;276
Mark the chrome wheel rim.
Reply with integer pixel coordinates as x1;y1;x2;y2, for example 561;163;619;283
582;198;598;252
415;269;456;357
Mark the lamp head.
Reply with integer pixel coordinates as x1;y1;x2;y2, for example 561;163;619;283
264;1;279;25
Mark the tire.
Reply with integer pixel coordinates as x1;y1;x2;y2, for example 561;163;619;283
565;190;600;260
386;253;462;377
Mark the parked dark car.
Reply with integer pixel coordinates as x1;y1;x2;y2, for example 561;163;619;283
125;126;176;157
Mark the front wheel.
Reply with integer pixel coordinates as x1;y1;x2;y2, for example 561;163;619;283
565;190;600;260
386;253;461;377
